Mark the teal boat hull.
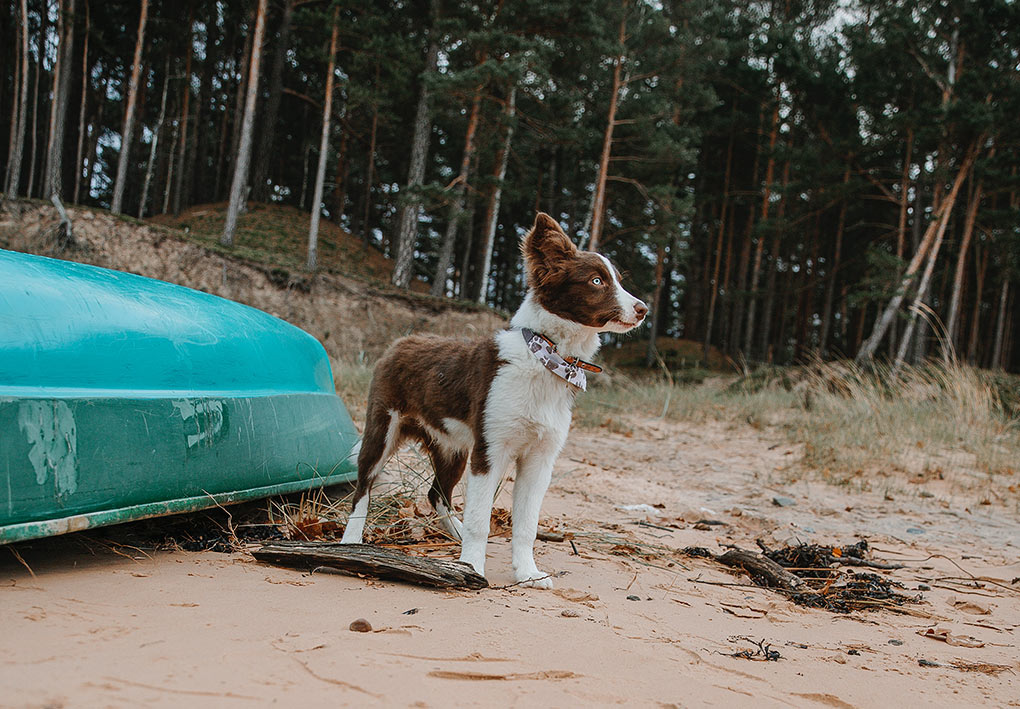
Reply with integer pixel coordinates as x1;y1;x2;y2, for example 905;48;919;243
0;249;359;544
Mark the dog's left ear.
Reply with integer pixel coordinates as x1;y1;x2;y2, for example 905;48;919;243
522;213;577;286
526;212;575;267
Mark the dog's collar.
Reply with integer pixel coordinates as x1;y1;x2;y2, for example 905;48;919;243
519;328;602;391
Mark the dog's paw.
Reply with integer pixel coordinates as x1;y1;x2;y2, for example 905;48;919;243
515;570;554;589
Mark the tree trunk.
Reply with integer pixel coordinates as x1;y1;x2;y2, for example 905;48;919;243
990;278;1009;370
72;0;89;204
111;0;148;215
743;99;780;357
474;84;517;303
161;118;178;214
305;9;339;271
221;0;268;246
966;243;988;365
50;0;75;199
819;168;850;357
757;153;791;360
171;3;194;215
361;74;380;246
645;244;666;367
430;86;482;297
251;0;294;202
226;17;254;194
856;142;978;364
4;26;19;192
83;75;107;204
332;121;351;227
944;172;984;356
392;39;440;288
139;58;169;218
703;131;734;364
586;2;627;253
892;183;960;372
26;7;45;199
169;8;192;213
4;0;30;201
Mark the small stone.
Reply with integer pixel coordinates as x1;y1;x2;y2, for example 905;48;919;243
560;609;582;618
694;522;713;531
919;491;934;498
848;649;861;656
349;618;372;632
917;583;931;591
906;527;926;535
626;594;641;601
888;639;904;646
772;496;796;507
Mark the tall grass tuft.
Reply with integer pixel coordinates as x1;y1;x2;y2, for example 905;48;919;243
576;360;1019;487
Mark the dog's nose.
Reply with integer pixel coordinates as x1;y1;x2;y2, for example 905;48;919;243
634;301;648;320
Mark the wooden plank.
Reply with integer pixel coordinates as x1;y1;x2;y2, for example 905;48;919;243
253;542;488;590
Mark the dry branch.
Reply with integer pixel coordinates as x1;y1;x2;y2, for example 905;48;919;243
716;548;805;592
253;541;488;590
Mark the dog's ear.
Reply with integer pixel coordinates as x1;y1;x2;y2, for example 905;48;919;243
522;213;577;285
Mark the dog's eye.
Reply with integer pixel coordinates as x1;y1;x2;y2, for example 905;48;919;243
592;277;603;286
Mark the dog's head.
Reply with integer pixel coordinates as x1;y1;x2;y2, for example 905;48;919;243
522;213;648;333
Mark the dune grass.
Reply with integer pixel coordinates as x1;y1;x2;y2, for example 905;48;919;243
577;360;1019;484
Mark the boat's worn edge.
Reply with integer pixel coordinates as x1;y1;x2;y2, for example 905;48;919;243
0;463;357;545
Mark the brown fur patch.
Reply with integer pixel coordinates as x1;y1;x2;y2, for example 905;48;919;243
354;335;506;505
523;213;625;328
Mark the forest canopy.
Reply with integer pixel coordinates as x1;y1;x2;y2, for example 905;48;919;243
2;0;1018;371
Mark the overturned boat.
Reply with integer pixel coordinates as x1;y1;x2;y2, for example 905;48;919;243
0;249;358;544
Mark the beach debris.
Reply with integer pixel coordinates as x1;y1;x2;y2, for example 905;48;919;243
730;637;782;662
537;530;566;542
253;542;488;589
949;660;1014;675
946;596;991;615
560;609;582;618
758;539;904;571
683;540;917;613
552;588;599;604
617;504;664;515
402;608;419;615
626;594;641;601
918;627;985;648
349;618;373;632
918;658;941;667
772;496;797;507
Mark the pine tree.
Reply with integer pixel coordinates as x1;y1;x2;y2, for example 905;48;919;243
222;0;268;246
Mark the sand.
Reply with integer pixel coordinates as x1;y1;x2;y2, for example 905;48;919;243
3;414;1018;708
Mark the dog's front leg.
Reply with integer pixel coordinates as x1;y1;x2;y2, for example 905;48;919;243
510;444;560;589
458;452;506;578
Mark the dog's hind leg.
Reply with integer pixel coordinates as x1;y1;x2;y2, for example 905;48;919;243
424;446;467;540
340;409;402;544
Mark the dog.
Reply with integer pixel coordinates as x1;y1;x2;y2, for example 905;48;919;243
340;213;647;587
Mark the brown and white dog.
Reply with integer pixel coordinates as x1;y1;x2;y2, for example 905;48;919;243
340;213;647;587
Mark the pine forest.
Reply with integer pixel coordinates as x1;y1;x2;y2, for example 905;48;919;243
2;0;1018;372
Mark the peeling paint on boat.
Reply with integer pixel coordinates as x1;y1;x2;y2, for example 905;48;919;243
17;401;78;495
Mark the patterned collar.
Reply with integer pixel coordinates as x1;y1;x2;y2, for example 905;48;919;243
520;328;602;391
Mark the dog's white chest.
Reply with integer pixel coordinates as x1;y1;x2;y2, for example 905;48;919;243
483;331;576;449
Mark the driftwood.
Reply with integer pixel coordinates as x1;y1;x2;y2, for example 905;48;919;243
253;542;488;590
716;548;805;592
